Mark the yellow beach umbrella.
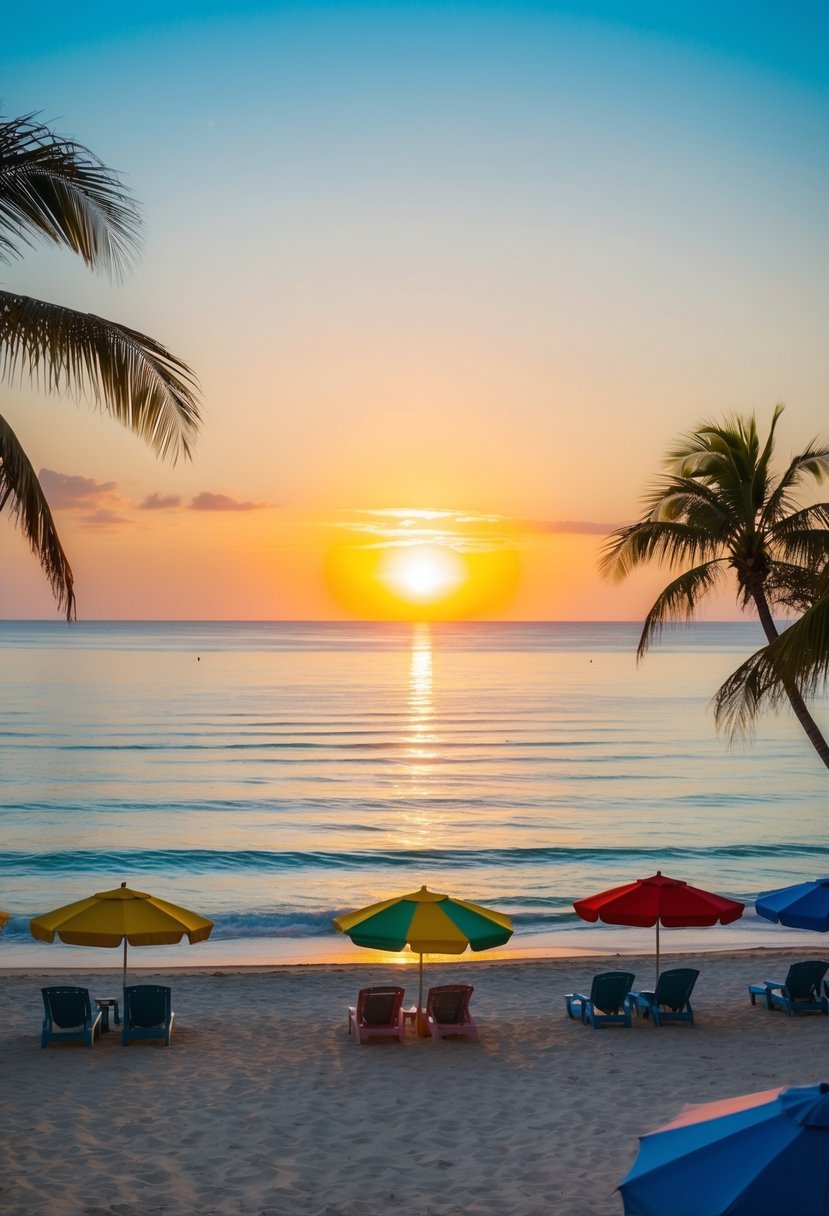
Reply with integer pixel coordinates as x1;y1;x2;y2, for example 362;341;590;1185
334;885;513;1034
30;882;213;989
0;910;10;931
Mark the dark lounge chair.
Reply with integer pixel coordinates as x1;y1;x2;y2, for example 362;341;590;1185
748;960;829;1016
629;968;699;1027
122;984;175;1045
41;986;102;1048
565;971;635;1028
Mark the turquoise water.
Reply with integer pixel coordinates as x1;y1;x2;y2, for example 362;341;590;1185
1;620;827;965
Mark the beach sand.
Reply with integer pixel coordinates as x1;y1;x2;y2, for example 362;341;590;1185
2;948;827;1216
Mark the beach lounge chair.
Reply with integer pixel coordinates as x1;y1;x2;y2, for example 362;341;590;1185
41;986;102;1048
425;984;478;1041
122;985;175;1046
748;960;829;1015
629;968;699;1027
347;986;406;1044
565;971;635;1028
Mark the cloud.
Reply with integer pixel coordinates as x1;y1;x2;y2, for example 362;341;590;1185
513;518;615;536
332;508;615;550
39;469;120;509
139;493;182;510
79;508;131;529
190;492;266;511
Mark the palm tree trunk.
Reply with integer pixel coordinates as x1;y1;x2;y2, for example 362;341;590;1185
752;590;829;771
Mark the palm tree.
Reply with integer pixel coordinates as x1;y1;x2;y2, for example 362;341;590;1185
600;406;829;770
0;112;200;618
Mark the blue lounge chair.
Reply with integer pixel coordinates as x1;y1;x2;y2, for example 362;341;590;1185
748;960;828;1015
565;971;635;1028
41;986;102;1048
122;985;175;1046
629;968;699;1027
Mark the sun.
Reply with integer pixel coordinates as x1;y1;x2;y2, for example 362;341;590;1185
324;514;522;620
381;545;466;604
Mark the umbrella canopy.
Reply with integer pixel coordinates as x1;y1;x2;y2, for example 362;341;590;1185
30;882;213;988
574;871;744;978
0;910;10;931
620;1082;829;1216
755;878;829;932
333;885;513;1032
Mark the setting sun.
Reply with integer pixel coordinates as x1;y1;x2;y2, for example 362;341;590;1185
381;546;466;603
324;512;522;620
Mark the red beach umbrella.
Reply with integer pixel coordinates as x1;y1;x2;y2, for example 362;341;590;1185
574;871;744;980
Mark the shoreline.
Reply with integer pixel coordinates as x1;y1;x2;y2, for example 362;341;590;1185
2;939;825;978
1;916;822;971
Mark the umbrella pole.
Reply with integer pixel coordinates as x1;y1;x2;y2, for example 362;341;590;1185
123;937;127;994
417;952;429;1038
655;920;660;983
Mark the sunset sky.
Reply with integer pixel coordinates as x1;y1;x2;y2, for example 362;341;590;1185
3;2;828;620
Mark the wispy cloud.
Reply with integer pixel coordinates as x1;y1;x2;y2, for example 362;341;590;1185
332;508;614;550
139;493;182;510
190;491;267;512
79;508;131;529
511;518;613;536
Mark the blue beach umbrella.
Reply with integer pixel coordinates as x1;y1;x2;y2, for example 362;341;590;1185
620;1083;829;1216
755;879;829;932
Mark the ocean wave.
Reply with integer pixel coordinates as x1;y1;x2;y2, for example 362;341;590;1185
3;841;828;876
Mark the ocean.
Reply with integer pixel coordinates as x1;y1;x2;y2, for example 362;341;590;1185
1;619;827;968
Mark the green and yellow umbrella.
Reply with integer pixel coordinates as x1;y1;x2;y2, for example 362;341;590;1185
30;882;213;990
334;885;513;1033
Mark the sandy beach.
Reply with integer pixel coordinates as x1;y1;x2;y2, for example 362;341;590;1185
2;947;827;1216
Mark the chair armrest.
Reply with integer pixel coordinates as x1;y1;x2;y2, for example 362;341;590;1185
565;993;588;1019
763;981;785;995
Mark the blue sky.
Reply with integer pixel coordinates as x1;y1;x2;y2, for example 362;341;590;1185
7;2;829;87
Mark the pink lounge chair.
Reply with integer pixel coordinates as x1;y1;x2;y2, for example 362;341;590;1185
347;986;406;1045
426;984;478;1041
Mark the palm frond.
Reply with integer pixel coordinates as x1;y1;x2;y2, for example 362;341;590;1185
636;560;725;658
764;560;827;614
713;649;779;741
667;412;774;524
0;292;200;461
763;452;829;525
600;519;722;582
769;503;829;536
0;412;74;618
641;474;737;525
0;112;140;277
768;524;829;571
714;595;829;737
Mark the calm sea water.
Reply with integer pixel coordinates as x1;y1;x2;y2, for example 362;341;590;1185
1;620;827;966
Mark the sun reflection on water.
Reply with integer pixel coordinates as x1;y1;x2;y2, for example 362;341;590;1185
409;621;434;735
402;622;439;840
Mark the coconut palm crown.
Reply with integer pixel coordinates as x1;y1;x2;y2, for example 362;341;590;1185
0;112;200;618
601;406;829;770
